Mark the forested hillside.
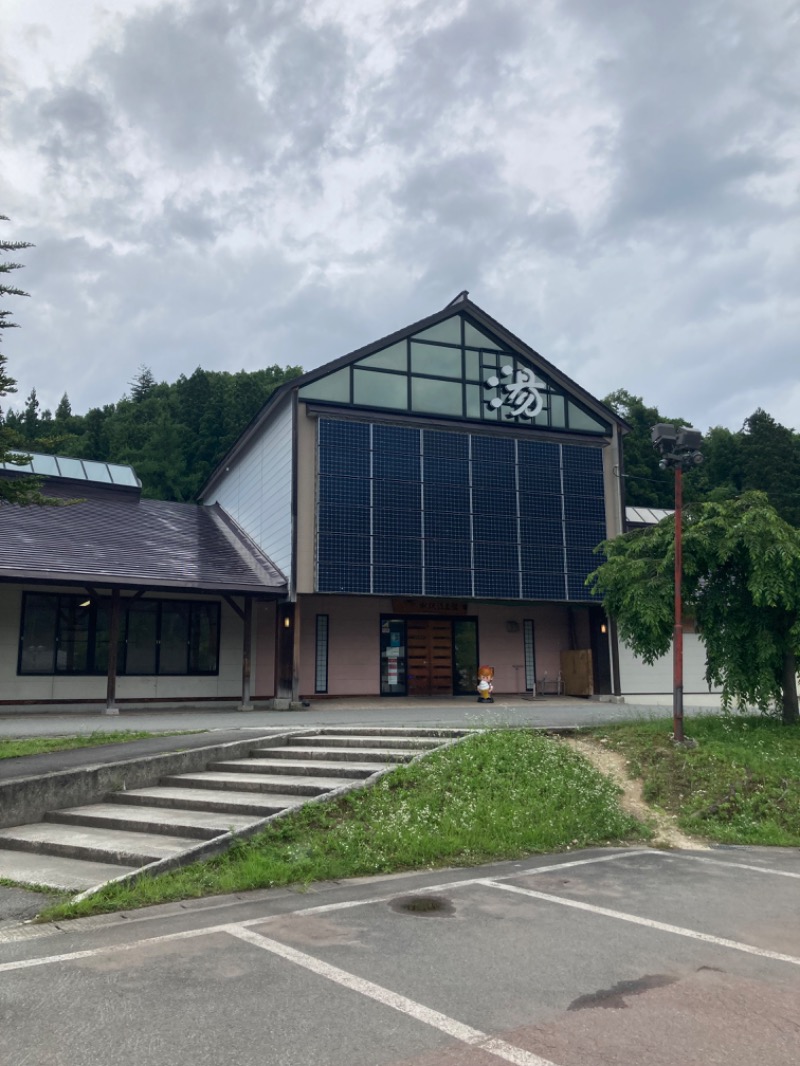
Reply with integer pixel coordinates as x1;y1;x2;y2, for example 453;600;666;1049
2;364;302;501
3;373;799;527
605;390;800;527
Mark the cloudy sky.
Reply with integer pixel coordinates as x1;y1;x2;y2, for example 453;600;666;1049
1;0;798;432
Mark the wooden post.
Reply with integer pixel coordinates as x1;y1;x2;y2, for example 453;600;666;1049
239;596;254;710
104;588;121;715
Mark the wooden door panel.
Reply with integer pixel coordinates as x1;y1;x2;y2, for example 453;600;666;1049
407;620;453;696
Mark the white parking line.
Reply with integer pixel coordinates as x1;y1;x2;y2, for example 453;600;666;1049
482;880;800;967
648;852;800;879
225;925;559;1066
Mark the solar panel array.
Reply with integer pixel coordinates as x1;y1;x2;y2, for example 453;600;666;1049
317;419;606;601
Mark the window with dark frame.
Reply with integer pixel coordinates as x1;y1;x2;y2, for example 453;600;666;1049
523;619;536;693
17;593;221;676
315;614;329;693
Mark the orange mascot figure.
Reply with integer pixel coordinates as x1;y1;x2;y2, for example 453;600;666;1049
476;665;494;704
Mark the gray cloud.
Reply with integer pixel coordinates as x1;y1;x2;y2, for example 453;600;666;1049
1;0;797;440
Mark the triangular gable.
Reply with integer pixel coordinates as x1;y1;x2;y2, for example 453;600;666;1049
299;306;611;435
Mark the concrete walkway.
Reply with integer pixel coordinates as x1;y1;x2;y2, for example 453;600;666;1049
0;693;713;742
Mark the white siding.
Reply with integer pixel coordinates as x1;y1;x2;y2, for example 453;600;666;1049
204;396;294;580
618;634;722;696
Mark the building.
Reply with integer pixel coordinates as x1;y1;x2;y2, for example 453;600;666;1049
3;293;713;709
200;293;626;702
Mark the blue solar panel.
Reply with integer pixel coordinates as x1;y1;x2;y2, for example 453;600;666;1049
423;457;470;484
472;436;514;465
423;430;469;459
317;534;370;568
374;537;422;568
373;479;421;511
523;572;567;600
424;568;472;596
423;483;471;514
472;486;517;516
373;568;422;595
471;460;516;492
423;539;472;569
320;420;369;451
521;545;564;571
319;476;370;509
424;511;471;539
316;419;608;602
372;509;422;538
520;517;563;545
373;453;421;481
318;506;370;536
318;565;370;594
373;424;420;455
518;492;562;521
474;571;520;599
472;514;517;542
474;541;520;571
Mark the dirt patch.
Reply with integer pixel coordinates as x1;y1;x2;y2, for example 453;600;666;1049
565;736;709;850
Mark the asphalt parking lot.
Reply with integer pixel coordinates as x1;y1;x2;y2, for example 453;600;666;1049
1;846;798;1065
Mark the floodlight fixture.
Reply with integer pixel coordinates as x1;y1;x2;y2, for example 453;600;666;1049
651;423;677;450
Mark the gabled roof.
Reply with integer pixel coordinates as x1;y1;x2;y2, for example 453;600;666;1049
0;482;287;595
201;294;630;498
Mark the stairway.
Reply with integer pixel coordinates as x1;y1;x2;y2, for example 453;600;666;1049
0;728;462;897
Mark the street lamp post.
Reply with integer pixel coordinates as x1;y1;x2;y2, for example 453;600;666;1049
651;425;703;744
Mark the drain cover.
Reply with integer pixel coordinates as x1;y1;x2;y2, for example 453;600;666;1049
389;894;454;916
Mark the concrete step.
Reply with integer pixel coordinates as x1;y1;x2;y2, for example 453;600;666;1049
0;823;197;868
318;727;466;738
110;786;304;817
215;757;382;778
251;746;415;764
0;848;138;892
47;804;259;840
299;735;442;750
160;771;357;796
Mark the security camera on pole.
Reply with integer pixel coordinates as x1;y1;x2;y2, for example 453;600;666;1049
651;425;703;744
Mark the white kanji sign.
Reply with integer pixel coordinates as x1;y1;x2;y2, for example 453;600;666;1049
485;365;545;420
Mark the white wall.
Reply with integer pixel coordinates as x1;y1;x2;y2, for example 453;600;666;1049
204;394;294;582
0;584;245;702
618;633;721;697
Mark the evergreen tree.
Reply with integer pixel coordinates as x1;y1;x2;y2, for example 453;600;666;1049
0;216;53;505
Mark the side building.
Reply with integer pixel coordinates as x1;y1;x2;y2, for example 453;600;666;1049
201;293;627;702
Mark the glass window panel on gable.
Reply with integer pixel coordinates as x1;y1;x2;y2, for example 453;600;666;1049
464;319;506;350
411;376;464;417
567;401;608;433
412;316;462;345
356;341;408;372
410;342;462;379
353;367;408;410
299;366;351;403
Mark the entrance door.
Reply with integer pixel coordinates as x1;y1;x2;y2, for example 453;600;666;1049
407;619;453;696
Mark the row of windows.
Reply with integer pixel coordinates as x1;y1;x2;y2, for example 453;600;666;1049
18;593;221;676
300;313;610;434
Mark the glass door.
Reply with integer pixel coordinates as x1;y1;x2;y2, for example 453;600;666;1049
380;618;407;695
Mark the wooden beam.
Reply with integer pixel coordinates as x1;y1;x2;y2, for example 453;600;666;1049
239;595;253;710
104;588;121;715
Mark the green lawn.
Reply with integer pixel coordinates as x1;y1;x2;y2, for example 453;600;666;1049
0;731;202;760
43;729;647;920
589;714;800;846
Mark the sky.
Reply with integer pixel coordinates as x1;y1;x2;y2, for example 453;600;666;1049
1;0;798;432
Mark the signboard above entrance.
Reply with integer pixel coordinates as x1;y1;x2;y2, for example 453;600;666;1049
392;599;468;615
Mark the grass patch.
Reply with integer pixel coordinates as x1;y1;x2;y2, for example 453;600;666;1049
589;715;800;846
0;731;203;760
42;730;646;920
